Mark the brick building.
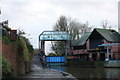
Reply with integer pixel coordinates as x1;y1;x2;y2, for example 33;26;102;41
2;22;17;41
0;22;18;76
71;28;120;61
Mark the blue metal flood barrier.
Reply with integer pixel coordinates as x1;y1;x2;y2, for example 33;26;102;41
46;56;65;63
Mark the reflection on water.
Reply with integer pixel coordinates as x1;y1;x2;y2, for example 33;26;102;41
47;63;65;66
105;68;120;78
49;66;65;71
48;63;120;78
47;63;65;71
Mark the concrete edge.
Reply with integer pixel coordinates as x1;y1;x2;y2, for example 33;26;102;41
48;68;77;79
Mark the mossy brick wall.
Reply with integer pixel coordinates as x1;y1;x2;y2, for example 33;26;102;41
2;41;30;76
2;42;17;76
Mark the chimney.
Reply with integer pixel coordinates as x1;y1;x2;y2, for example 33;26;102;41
10;30;17;41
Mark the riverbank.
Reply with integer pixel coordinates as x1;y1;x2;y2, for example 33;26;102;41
1;55;77;80
19;64;77;79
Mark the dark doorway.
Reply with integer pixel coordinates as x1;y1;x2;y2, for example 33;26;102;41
92;54;97;61
100;53;105;60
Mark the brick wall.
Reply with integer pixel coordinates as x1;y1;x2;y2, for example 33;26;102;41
73;50;86;54
103;39;120;59
67;55;80;59
86;39;90;49
10;30;17;41
2;41;18;76
72;39;120;60
111;45;120;59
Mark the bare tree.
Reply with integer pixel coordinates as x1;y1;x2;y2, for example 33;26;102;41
102;20;112;29
52;16;92;55
68;20;92;40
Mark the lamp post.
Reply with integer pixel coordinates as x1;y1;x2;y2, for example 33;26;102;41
38;34;41;51
106;46;109;61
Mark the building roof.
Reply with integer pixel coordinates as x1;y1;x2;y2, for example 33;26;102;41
74;28;120;46
95;28;120;43
74;32;91;46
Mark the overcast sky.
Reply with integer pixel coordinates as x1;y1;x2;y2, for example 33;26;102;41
0;0;119;54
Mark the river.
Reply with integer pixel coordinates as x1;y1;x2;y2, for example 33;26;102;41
48;63;120;78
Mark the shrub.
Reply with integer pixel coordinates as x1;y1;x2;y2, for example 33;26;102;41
2;57;13;77
2;36;10;44
17;36;33;62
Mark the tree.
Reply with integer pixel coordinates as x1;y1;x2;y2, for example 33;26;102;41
52;16;92;55
68;20;80;40
102;20;112;29
79;21;92;35
52;16;68;55
68;20;92;44
53;16;68;31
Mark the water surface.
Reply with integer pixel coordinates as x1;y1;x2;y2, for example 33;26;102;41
48;63;120;78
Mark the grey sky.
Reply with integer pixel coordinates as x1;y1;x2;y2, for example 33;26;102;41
0;0;119;53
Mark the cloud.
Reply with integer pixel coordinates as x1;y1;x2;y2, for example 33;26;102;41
1;0;119;53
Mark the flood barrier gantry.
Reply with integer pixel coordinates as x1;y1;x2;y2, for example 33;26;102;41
38;31;72;63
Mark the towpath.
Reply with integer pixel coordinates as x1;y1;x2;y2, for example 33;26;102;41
19;55;77;80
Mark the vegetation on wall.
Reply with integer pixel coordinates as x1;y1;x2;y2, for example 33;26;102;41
17;30;34;62
2;57;13;77
2;36;10;44
17;37;30;62
2;25;11;44
2;24;34;76
3;25;11;31
2;24;34;62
